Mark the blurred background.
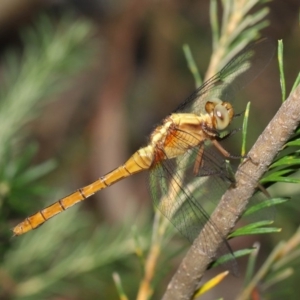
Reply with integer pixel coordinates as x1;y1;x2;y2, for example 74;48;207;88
0;0;299;299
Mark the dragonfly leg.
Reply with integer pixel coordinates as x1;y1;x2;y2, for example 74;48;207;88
193;143;204;175
217;127;242;141
233;110;245;119
212;139;247;160
212;139;235;158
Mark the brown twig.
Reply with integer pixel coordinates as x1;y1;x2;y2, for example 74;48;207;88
162;84;300;300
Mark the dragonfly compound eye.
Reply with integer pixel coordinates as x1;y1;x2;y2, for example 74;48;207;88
213;102;233;130
205;98;222;115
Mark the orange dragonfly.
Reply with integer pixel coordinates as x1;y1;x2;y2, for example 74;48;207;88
13;38;274;259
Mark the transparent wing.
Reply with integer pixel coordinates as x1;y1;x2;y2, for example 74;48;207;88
174;38;275;115
148;39;275;266
149;142;235;260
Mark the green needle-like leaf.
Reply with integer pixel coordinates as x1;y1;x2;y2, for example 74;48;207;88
243;198;288;217
230;221;281;238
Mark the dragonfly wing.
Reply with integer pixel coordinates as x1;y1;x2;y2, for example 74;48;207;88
175;38;275;115
149;148;233;260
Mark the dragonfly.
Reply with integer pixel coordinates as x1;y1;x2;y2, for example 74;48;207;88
13;38;274;260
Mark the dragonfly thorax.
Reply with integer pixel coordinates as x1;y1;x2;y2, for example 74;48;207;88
205;98;234;131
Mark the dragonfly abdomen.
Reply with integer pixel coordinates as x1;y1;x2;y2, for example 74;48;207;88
13;148;154;236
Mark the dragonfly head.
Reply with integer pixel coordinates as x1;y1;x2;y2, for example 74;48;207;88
205;99;234;131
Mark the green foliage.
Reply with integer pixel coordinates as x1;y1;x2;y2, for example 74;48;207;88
182;44;202;87
229;40;300;299
243;197;288;217
241;101;251;157
235;228;300;300
207;0;270;80
0;15;97;264
278;40;286;102
0;11;137;300
4;205;150;299
230;220;280;237
0;14;156;300
211;248;254;269
291;73;300;94
0;14;95;217
0;143;57;260
0;16;94;162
